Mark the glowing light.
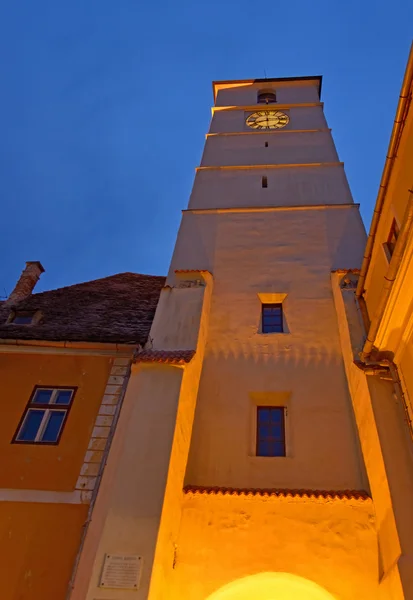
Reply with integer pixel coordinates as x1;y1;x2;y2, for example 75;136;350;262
206;572;337;600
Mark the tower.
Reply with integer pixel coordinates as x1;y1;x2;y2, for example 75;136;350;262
166;76;377;598
72;78;381;600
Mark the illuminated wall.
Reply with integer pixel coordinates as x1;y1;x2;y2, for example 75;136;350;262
0;349;126;599
164;490;379;600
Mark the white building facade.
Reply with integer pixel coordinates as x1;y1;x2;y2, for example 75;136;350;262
71;77;388;600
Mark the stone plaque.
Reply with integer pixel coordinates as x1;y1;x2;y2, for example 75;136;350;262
99;554;142;590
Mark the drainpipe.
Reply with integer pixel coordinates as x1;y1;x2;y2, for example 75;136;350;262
360;189;413;360
356;42;413;299
66;356;134;600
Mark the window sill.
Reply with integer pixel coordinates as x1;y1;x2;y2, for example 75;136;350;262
257;331;291;336
248;454;292;460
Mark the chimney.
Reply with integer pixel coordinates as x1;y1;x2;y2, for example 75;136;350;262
6;262;45;305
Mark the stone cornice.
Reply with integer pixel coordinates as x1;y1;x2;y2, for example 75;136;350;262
196;162;343;172
212;102;323;113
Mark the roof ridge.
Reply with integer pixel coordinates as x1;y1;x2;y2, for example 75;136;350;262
30;272;165;297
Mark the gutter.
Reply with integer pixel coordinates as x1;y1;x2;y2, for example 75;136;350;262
356;42;413;300
0;338;134;357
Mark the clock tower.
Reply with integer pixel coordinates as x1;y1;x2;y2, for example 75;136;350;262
72;77;382;600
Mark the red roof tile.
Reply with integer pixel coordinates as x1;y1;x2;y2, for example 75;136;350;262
0;273;165;345
135;350;195;364
183;485;370;501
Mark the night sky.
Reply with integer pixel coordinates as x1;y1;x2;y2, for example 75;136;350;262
1;0;411;295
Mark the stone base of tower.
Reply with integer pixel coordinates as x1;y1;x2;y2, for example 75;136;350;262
159;488;380;599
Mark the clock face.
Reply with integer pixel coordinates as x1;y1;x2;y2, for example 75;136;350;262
246;110;290;130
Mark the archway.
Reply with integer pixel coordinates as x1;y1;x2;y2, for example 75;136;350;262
206;572;337;600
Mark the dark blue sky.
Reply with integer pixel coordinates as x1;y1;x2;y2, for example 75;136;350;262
1;0;412;295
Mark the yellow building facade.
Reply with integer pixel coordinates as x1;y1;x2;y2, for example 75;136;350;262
0;266;164;599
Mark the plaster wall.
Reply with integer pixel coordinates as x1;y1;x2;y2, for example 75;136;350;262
209;106;327;134
0;352;111;491
167;493;379;600
201;131;338;167
72;364;185;600
215;80;320;107
167;207;368;491
0;501;88;600
169;206;365;281
149;284;207;350
189;165;353;210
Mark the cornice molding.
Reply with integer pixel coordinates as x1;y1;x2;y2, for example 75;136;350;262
0;339;134;357
196;162;344;172
184;203;359;215
184;485;371;502
212;102;323;113
206;128;331;138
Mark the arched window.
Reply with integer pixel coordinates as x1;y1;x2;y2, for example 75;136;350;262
257;89;277;104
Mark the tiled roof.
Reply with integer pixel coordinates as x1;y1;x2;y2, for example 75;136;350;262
183;485;370;501
0;273;165;345
135;349;195;364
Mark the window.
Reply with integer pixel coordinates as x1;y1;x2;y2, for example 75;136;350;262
262;303;283;333
386;219;399;258
262;176;268;188
10;312;35;325
6;310;42;325
257;90;277;104
13;387;76;444
256;406;286;456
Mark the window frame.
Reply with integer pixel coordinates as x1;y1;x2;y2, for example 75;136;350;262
12;385;77;445
257;90;277;104
262;303;283;333
12;314;34;325
256;406;286;457
385;218;400;259
6;310;42;326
